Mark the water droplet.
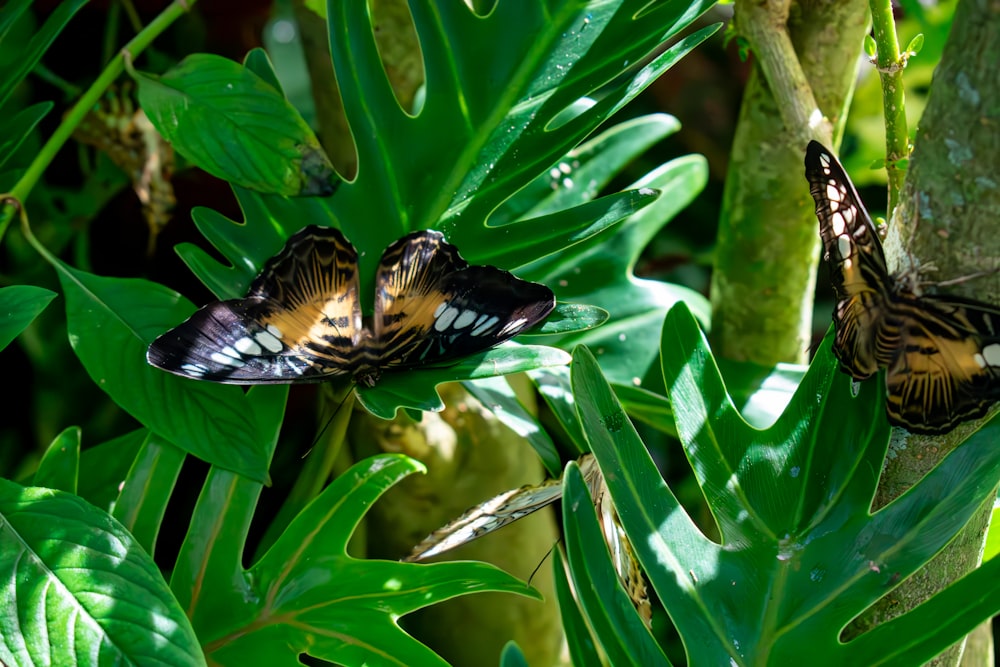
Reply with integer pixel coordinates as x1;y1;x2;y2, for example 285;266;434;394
789;466;800;478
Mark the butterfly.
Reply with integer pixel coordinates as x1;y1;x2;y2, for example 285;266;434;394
805;140;1000;434
405;454;652;626
147;226;556;388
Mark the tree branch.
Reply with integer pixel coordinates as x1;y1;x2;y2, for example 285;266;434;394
711;0;870;365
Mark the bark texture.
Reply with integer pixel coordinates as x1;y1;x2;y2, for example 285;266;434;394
857;2;1000;664
711;0;870;364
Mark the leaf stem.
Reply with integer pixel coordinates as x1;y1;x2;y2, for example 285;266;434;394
868;0;909;215
0;0;194;243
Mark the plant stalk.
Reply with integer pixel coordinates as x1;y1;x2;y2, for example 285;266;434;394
868;0;910;216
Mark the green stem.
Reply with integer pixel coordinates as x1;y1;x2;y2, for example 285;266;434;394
0;0;194;243
868;0;909;216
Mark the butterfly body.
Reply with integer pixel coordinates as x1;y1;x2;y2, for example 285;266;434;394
805;141;1000;434
148;226;556;387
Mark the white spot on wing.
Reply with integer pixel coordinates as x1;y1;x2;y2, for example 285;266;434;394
433;302;448;318
471;315;499;336
180;363;208;377
499;317;528;336
983;343;1000;367
453;310;478;329
434;306;460;332
234;337;262;355
837;234;852;260
211;351;246;368
831;212;846;236
255;329;283;353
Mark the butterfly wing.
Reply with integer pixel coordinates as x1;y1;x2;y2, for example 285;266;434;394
884;294;1000;433
370;230;556;371
805;141;893;379
404;478;564;562
147;226;366;383
405;455;602;562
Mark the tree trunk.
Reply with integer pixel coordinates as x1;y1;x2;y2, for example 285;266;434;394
712;0;870;365
858;1;1000;664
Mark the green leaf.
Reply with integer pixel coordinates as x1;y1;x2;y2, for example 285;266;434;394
134;54;335;196
111;432;187;556
76;429;147;513
527;302;608;335
0;101;52;172
561;461;670;666
175;454;538;665
181;186;340;300
529;366;588;454
463;376;562;477
356;344;571;419
0;0;87;109
317;1;717;292
864;33;877;58
32;426;80;493
611;383;676;436
50;258;279;482
498;641;530;667
905;33;925;57
489;113;681;226
568;304;1000;664
522;155;711;385
985;503;1000;562
157;2;719;367
552;549;604;667
0;479;204;666
0;284;56;352
848;553;1000;667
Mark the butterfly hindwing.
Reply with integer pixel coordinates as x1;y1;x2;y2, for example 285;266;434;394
806;140;1000;434
148;226;365;383
372;230;556;370
885;294;1000;433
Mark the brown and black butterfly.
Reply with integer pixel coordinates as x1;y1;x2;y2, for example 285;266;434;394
147;226;555;387
805;140;1000;434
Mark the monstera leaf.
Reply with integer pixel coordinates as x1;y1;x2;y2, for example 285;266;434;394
563;304;1000;665
135;0;719;419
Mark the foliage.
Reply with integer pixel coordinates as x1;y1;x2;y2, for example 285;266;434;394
562;306;1000;665
0;0;720;664
2;0;997;666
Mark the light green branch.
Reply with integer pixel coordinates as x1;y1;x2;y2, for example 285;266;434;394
868;0;910;216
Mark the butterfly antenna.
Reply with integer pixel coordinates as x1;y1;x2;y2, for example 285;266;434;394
528;540;560;588
302;382;357;459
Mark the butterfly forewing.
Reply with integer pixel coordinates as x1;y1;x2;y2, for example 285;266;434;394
148;226;365;383
805;141;892;379
404;478;565;562
372;230;555;370
806;140;1000;434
